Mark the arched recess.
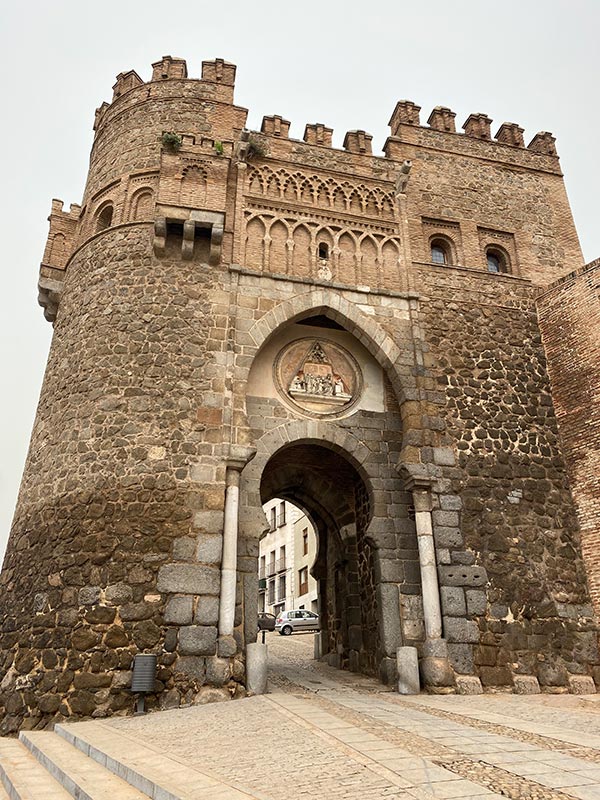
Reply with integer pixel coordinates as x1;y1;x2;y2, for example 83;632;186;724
94;202;114;232
268;219;289;274
244;215;266;269
129;188;154;221
244;288;415;405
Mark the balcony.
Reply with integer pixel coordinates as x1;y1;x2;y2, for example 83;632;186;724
267;562;276;577
276;557;286;573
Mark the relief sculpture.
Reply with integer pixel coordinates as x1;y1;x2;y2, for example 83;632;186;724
275;339;360;417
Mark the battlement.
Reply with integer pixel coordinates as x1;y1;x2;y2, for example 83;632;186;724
254;102;558;175
386;99;558;159
49;198;82;221
303;123;333;147
93;56;239;135
151;55;188;81
260;115;291;137
53;54;578;329
201;57;236;86
93;56;560;169
112;70;143;100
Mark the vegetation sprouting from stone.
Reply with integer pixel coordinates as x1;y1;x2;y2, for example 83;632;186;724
161;131;182;151
246;133;268;159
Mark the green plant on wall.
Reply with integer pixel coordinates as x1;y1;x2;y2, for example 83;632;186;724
246;133;268;160
161;131;182;151
214;140;224;155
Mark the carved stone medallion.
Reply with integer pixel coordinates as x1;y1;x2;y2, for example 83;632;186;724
274;338;362;417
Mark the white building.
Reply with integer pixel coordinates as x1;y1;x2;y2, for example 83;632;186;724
259;499;318;616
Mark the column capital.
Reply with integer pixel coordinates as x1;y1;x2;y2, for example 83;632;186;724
402;475;434;493
226;444;257;472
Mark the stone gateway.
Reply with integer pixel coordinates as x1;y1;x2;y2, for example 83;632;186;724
1;55;599;733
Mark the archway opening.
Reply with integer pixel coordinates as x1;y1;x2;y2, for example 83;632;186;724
258;441;378;676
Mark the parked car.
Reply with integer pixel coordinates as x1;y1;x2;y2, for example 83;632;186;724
275;609;320;635
258;612;276;632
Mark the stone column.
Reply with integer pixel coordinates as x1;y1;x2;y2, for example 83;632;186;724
218;447;256;645
412;485;443;639
405;476;455;688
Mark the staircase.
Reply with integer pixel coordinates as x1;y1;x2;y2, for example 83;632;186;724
0;720;254;799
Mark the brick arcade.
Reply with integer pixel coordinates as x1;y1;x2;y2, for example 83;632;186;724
0;55;599;733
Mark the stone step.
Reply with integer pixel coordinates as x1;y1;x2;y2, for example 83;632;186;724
55;720;256;799
20;730;149;800
0;737;71;799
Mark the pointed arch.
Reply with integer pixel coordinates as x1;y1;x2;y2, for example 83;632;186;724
245;289;414;404
247;166;265;194
359;233;379;286
244;215;267;269
291;223;312;277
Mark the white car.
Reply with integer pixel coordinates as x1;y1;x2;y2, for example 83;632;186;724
275;609;320;635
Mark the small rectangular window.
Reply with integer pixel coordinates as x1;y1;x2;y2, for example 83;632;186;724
299;567;308;596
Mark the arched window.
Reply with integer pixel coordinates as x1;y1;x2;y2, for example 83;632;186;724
95;203;113;232
318;242;329;260
430;237;452;265
486;247;509;274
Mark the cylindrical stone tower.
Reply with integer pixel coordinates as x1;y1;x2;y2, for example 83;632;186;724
0;56;252;733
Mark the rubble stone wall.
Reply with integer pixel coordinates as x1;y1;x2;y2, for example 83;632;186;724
416;264;597;686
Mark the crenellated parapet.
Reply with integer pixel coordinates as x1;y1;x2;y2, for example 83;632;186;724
38;199;81;322
38;55;577;326
384;99;560;164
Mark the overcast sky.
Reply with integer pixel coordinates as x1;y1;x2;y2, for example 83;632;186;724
0;0;598;563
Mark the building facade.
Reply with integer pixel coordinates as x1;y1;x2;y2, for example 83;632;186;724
259;499;318;617
0;54;599;732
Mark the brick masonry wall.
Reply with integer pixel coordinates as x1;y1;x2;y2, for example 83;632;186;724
386;123;584;286
537;260;600;613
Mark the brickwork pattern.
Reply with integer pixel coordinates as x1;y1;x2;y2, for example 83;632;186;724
537;261;600;614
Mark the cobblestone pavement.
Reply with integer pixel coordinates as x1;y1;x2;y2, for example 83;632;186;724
106;635;600;800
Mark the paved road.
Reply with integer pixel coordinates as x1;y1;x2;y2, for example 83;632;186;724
105;633;600;800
